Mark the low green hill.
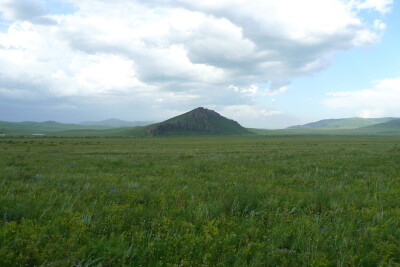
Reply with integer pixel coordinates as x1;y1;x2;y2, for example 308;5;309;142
288;117;396;129
3;114;400;138
145;107;250;136
250;118;400;136
353;118;400;135
0;121;112;134
79;118;155;127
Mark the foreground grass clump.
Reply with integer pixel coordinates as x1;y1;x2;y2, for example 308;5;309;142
1;136;399;266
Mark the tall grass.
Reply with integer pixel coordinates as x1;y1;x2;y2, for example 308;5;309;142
1;136;399;265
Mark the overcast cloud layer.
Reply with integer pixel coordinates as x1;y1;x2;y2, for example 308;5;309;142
0;0;394;127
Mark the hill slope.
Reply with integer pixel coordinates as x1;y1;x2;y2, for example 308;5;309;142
146;107;250;136
353;118;400;135
288;117;396;129
0;121;112;134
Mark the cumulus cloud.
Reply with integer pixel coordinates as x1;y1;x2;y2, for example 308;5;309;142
222;104;283;118
0;0;394;125
356;0;393;14
373;19;386;31
0;0;56;24
324;78;400;118
216;104;303;128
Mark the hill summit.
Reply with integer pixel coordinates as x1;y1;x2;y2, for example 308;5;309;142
146;107;250;136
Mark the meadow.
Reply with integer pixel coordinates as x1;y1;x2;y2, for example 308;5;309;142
1;136;399;266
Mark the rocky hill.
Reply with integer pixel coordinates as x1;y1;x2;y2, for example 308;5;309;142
146;107;250;136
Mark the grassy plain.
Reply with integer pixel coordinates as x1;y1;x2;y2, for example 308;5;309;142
1;136;400;266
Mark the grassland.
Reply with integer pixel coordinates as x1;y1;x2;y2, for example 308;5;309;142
1;136;400;266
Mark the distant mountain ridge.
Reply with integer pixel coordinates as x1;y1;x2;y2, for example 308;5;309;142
288;117;397;129
80;118;155;128
0;119;154;134
0;120;112;133
146;107;250;136
2;114;400;137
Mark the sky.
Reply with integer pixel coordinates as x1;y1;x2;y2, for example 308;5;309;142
0;0;399;128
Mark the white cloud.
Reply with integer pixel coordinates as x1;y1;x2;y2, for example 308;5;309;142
357;109;386;118
0;0;56;24
222;105;283;118
218;104;285;128
0;0;393;124
324;78;400;117
374;19;386;31
229;84;259;97
0;0;46;20
357;0;393;14
265;86;289;96
228;84;289;99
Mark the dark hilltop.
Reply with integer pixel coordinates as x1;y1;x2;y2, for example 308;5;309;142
146;107;250;136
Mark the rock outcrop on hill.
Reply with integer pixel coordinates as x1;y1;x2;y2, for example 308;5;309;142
146;107;249;136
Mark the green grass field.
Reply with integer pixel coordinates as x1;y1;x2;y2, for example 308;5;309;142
1;136;400;266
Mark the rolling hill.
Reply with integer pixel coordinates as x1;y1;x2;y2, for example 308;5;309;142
0;121;112;134
353;118;400;135
145;107;251;136
80;118;155;127
2;113;400;137
250;118;400;136
288;117;396;130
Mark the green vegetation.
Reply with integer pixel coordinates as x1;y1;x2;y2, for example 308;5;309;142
1;136;399;265
0;107;250;137
354;118;400;135
0;121;113;134
2;111;400;137
249;122;400;136
146;107;250;136
288;117;396;130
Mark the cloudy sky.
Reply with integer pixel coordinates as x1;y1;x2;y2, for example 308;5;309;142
0;0;398;128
